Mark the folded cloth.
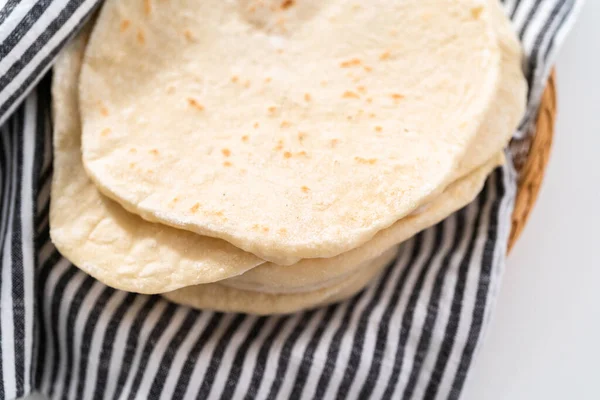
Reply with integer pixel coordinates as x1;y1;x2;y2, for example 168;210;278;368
0;1;581;399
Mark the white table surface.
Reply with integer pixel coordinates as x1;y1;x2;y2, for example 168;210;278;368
22;4;598;400
464;2;600;399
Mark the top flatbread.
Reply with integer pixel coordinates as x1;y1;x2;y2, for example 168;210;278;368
80;0;500;264
220;0;526;292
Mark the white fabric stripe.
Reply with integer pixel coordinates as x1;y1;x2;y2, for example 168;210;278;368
256;313;313;399
460;168;516;396
451;168;515;396
227;317;280;400
400;198;481;400
434;174;499;400
512;0;536;36
80;290;128;400
232;316;295;400
502;0;518;15
296;300;356;400
322;241;423;400
277;308;333;399
117;300;168;399
103;294;147;400
207;316;258;398
64;278;104;400
396;218;457;399
251;313;305;400
408;209;476;399
0;0;42;44
527;0;574;113
0;126;7;234
157;311;211;400
312;240;414;400
48;268;86;399
0;0;97;124
178;313;238;399
369;231;435;400
0;122;17;399
327;245;414;400
21;93;37;394
0;0;61;77
120;305;187;400
39;256;70;394
0;126;13;250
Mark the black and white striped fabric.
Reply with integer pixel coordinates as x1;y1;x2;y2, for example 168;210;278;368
0;1;580;399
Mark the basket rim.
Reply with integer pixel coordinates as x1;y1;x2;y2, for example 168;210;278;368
508;70;556;252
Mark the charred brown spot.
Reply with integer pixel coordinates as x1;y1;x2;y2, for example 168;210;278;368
187;98;205;111
355;156;378;165
471;6;484;19
340;58;362;68
281;0;294;9
136;29;146;45
120;20;131;32
342;91;360;99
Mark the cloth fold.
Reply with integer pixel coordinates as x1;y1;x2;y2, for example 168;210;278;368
0;1;581;399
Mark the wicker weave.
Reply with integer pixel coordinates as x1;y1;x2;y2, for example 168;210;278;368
508;72;556;251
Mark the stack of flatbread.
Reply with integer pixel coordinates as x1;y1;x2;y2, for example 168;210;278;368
50;0;526;315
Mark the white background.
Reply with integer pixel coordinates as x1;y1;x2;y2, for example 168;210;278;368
22;2;599;400
464;2;600;399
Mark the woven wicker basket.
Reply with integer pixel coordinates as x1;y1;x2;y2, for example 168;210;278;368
508;72;556;251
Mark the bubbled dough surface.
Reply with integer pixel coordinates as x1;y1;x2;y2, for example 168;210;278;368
80;0;500;265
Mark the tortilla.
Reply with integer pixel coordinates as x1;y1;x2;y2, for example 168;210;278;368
162;246;399;315
50;28;263;294
80;0;500;264
457;0;526;176
221;152;502;294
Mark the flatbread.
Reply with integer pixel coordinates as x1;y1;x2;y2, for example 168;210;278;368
50;28;263;294
201;0;527;294
162;246;399;315
80;0;500;264
456;0;526;176
221;152;503;294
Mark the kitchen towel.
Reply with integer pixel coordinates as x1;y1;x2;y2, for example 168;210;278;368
0;1;581;399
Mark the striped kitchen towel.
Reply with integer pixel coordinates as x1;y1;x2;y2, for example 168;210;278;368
0;1;581;399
